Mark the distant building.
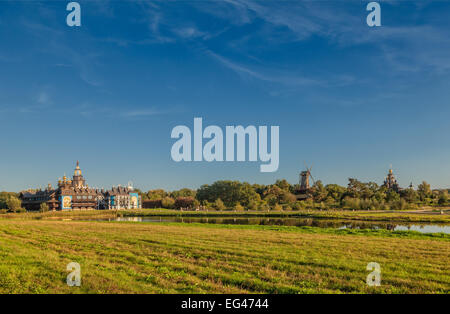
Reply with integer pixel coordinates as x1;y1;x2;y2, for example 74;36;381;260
102;186;140;210
383;168;401;192
20;161;141;211
294;165;315;200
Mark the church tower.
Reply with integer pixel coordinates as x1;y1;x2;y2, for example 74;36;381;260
383;168;400;192
72;161;86;188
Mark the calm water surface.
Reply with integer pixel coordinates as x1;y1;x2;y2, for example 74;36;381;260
111;216;450;234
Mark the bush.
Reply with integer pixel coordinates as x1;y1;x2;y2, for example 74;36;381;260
161;197;175;209
259;201;270;211
438;191;448;206
234;202;244;211
174;197;195;209
197;181;260;207
6;196;22;212
342;197;360;210
193;199;200;210
40;202;49;213
201;200;212;209
247;200;258;211
291;202;304;211
390;198;408;210
213;198;226;211
272;204;283;211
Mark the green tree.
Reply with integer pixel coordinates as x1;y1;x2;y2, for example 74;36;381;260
170;188;196;199
247;199;258;211
417;181;432;201
196;181;259;207
272;204;283;211
438;191;448;206
6;196;22;212
193;199;200;210
274;179;291;191
146;189;168;200
39;202;49;212
291;201;304;211
213;198;226;211
161;197;175;209
310;180;327;202
402;187;418;203
346;178;366;199
386;190;400;202
325;184;346;202
259;200;271;211
373;186;388;202
263;185;295;205
133;188;148;201
0;192;18;209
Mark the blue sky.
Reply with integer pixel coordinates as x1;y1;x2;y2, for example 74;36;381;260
1;0;450;191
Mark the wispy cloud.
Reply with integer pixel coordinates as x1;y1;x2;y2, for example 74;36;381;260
71;102;178;120
21;16;104;87
206;50;319;86
121;108;163;118
196;1;450;77
36;91;51;105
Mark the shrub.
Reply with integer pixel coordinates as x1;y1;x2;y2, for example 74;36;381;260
6;197;22;212
161;197;175;209
234;202;244;211
272;204;283;211
342;197;360;210
291;202;304;211
247;200;258;211
193;199;200;210
213;198;226;211
201;200;215;210
39;202;49;213
438;191;448;206
390;198;408;210
174;197;195;209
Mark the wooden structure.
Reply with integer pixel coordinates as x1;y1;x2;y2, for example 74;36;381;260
20;161;141;211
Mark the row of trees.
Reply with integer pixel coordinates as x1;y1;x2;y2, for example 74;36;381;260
134;179;449;211
2;179;448;212
307;179;447;210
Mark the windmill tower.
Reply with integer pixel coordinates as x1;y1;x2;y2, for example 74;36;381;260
299;163;315;193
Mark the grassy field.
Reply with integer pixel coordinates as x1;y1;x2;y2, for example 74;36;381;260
0;218;448;293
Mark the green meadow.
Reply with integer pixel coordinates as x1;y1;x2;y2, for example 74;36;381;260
0;214;448;293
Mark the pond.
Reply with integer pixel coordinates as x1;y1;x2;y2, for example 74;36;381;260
109;216;450;234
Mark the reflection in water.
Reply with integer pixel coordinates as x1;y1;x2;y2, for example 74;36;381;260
113;216;450;234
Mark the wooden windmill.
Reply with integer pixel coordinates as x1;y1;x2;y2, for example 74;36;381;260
299;163;316;193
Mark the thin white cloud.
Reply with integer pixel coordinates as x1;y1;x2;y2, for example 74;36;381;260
206;50;319;87
36;91;51;105
122;109;162;117
198;1;450;76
